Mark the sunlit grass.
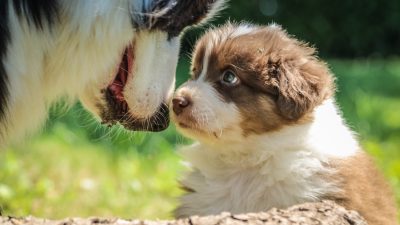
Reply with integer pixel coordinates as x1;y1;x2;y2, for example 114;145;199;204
0;59;399;219
0;123;186;219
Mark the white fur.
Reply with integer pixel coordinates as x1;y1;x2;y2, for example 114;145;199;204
125;32;179;119
198;47;211;81
1;1;135;144
175;98;360;218
205;22;257;54
196;0;227;28
172;79;239;144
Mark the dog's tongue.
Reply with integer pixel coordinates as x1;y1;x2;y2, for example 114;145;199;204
108;74;126;102
108;45;134;103
109;49;131;102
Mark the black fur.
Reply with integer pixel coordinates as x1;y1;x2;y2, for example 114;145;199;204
13;0;59;29
0;1;10;123
0;0;60;124
147;0;219;39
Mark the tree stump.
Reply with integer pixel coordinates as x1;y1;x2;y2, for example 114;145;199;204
0;200;366;225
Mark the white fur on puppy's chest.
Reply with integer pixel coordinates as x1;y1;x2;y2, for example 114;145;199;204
175;99;359;218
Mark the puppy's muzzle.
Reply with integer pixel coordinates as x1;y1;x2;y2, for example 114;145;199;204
172;96;191;116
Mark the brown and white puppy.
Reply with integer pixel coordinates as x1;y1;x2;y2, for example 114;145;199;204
171;23;398;225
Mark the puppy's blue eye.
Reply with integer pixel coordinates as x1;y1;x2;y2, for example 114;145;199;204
221;70;239;85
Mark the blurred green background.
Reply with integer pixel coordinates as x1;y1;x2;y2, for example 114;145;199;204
1;0;400;220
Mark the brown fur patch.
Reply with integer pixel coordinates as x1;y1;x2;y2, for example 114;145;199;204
327;151;398;225
191;23;333;136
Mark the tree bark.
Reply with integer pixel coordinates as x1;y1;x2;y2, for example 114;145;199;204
0;200;366;225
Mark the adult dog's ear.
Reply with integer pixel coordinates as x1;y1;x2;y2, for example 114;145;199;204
148;0;226;37
270;56;334;120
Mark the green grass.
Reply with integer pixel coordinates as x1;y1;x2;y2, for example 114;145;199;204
0;58;399;219
0;124;186;219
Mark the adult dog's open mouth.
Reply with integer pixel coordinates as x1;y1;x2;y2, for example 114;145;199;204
107;45;134;112
100;44;169;132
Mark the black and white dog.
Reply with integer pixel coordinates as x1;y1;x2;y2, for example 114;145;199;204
0;0;224;145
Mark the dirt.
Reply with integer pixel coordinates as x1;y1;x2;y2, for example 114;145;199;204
0;201;366;225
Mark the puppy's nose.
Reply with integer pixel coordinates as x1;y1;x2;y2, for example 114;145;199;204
172;96;191;115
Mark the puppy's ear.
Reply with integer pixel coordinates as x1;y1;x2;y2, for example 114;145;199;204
269;57;334;120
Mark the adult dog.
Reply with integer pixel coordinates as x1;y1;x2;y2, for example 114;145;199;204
0;0;224;145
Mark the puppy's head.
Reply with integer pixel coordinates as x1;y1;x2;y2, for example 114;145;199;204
80;0;225;132
171;23;334;144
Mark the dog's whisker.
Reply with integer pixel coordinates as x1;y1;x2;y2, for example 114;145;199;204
115;7;129;13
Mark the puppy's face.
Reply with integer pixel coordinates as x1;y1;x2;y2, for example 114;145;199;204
80;0;225;132
171;23;334;144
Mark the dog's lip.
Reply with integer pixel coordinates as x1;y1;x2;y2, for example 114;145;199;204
178;122;191;129
174;118;204;133
171;110;198;130
101;90;170;131
118;103;170;132
100;42;170;132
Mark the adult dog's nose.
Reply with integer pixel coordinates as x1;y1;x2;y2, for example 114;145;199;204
172;96;191;115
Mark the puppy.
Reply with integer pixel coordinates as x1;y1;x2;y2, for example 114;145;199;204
171;23;398;225
0;0;224;145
